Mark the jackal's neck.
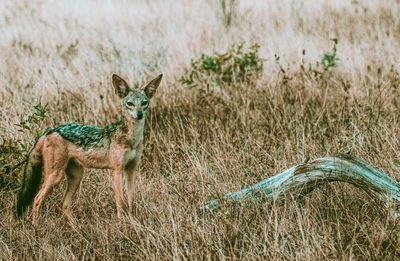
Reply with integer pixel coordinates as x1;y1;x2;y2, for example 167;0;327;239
116;115;145;146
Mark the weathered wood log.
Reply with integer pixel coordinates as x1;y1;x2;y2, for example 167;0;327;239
201;154;400;218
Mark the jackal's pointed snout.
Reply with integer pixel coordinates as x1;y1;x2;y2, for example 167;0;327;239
137;111;144;119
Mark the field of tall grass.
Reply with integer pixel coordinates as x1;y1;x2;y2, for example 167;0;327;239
1;0;400;259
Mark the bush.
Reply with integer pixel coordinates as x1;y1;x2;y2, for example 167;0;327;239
0;97;49;191
179;43;265;90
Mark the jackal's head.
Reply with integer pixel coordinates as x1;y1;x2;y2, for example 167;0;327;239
112;74;162;120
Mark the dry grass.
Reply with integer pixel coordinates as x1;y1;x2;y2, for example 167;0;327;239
1;0;400;259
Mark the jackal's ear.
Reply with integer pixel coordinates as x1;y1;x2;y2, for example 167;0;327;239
112;74;130;98
141;74;163;99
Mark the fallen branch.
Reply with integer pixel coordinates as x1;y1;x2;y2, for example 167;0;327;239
201;154;400;218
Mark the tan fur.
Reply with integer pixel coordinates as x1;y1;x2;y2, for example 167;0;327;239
27;74;162;224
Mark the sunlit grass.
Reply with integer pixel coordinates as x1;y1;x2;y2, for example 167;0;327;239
1;0;400;259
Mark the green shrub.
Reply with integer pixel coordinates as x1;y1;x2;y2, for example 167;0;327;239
0;97;49;191
180;43;265;90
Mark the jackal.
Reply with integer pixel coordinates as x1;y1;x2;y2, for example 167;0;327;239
16;74;162;223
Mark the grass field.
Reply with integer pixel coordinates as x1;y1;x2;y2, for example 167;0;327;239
1;0;400;259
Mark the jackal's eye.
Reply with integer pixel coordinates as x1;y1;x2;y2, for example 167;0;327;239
126;101;134;107
141;100;149;106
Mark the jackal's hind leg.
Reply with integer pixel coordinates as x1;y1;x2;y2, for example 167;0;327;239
62;160;83;222
32;170;64;225
32;143;68;225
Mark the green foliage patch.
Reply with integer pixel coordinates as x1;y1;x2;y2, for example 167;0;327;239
307;38;340;76
0;97;49;190
180;43;265;90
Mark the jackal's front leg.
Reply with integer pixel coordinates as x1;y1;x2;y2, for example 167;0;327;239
111;169;126;219
124;159;139;214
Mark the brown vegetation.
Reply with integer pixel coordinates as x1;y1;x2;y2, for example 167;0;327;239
1;0;400;259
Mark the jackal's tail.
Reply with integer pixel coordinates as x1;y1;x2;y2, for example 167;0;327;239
15;140;43;218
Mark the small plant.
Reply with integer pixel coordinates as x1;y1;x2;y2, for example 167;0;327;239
16;96;50;137
180;43;265;90
0;97;50;190
274;54;291;85
321;38;340;71
305;38;340;76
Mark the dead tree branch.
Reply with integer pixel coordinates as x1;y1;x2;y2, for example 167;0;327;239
201;154;400;218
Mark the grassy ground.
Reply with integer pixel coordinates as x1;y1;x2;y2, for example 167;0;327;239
1;0;400;259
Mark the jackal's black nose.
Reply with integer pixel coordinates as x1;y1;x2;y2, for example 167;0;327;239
137;111;144;119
